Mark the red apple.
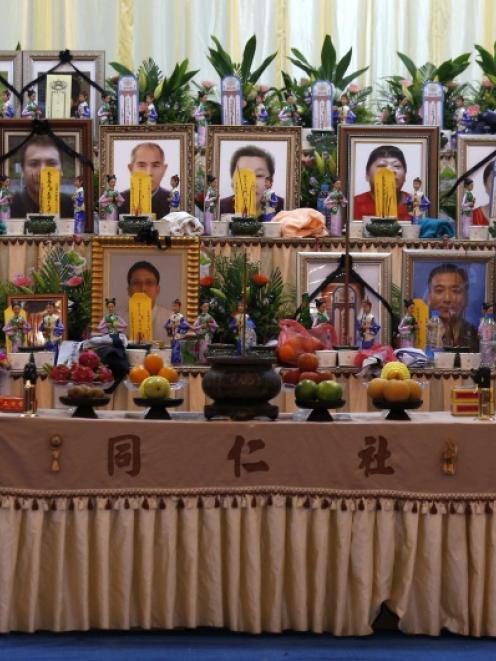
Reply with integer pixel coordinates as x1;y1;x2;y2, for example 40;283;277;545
70;364;96;383
50;364;71;383
96;366;113;383
78;350;100;370
298;371;320;383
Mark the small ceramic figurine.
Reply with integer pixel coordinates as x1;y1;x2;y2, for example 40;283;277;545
22;89;42;119
278;93;299;126
254;93;269;125
165;299;190;364
169;175;180;210
203;174;217;234
0;89;15;118
296;293;313;330
99;175;124;220
262;176;278;222
3;302;31;352
453;95;468;133
229;299;257;353
394;95;410;125
145;93;158;125
313;298;329;327
0;175;13;221
398;298;419;348
192;300;218;363
194;92;210;147
405;177;431;223
72;175;85;233
324;178;348;236
75;91;90;118
338;93;356;124
461;177;475;239
38;300;64;356
97;298;128;336
97;91;113;125
478;302;494;336
356;298;380;349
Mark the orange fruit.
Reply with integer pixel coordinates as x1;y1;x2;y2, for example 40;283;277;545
406;379;422;402
384;379;410;403
297;352;319;372
144;353;164;375
129;365;150;385
277;342;298;365
367;377;387;400
158;366;179;383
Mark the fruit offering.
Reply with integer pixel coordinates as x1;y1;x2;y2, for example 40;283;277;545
129;363;178;386
139;376;171;399
380;361;410;380
367;376;422;403
48;349;113;385
67;385;106;399
295;378;343;406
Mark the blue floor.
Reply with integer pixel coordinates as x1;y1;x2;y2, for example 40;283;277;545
0;630;495;661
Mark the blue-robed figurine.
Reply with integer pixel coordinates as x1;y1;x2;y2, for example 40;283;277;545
145;94;158;124
0;90;15;118
356;298;380;349
72;175;86;233
76;91;90;118
169;175;180;210
229;300;257;353
165;299;189;364
262;176;278;222
39;300;64;359
405;177;430;223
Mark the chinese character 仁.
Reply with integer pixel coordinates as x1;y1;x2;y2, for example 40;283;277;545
227;435;270;478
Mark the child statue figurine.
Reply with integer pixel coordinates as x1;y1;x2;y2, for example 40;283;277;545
398;298;419;348
75;91;90;118
194;92;210;147
453;95;468;134
262;176;278;222
38;300;64;358
97;91;114;125
22;89;42;119
229;299;257;353
165;299;190;364
169;175;180;210
192;300;218;363
0;89;15;118
97;297;128;336
203;174;217;234
313;298;329;327
145;93;158;125
338;93;356;124
254;93;269;125
72;175;85;234
99;174;124;220
405;177;431;223
324;178;348;236
278;92;299;126
0;175;13;222
3;301;31;352
356;298;380;349
461;177;475;239
296;293;313;330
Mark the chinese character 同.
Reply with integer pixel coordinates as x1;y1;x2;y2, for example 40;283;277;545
108;434;141;477
227;435;270;478
358;435;394;477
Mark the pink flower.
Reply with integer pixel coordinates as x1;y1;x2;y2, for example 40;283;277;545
63;276;83;287
201;80;215;90
258;84;269;93
400;79;412;88
482;78;494;89
467;104;480;117
12;274;33;287
347;83;360;94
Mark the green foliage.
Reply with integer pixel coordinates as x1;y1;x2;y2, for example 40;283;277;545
201;252;295;345
474;42;496;83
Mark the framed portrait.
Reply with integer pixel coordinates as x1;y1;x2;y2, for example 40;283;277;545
338;125;439;221
91;236;200;343
0;51;22;117
22;50;105;121
0;119;93;225
205;125;301;218
296;251;392;344
99;124;195;217
402;249;495;350
6;294;67;348
457;134;496;233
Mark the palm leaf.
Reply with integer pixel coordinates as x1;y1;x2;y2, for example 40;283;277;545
249;52;278;84
240;35;257;82
290;48;312;67
339;67;369;89
334;48;353;87
109;61;135;77
287;57;314;77
320;35;336;81
397;52;418;79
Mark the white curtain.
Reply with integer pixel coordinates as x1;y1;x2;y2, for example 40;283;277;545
3;0;496;91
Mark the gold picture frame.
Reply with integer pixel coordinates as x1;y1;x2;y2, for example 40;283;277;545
91;236;200;341
99;124;195;217
205;125;302;218
0;51;22;116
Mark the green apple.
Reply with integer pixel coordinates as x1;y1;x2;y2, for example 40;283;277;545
141;376;171;399
316;380;343;405
295;379;318;401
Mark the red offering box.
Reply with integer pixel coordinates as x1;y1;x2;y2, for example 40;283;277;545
0;396;24;413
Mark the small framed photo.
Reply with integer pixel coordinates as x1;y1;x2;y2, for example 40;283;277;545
338;125;439;221
0;51;22;117
296;251;392;344
99;124;195;217
457;134;496;232
205;125;301;218
22;50;105;121
6;294;68;347
0;119;93;223
91;236;200;343
402;249;495;350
